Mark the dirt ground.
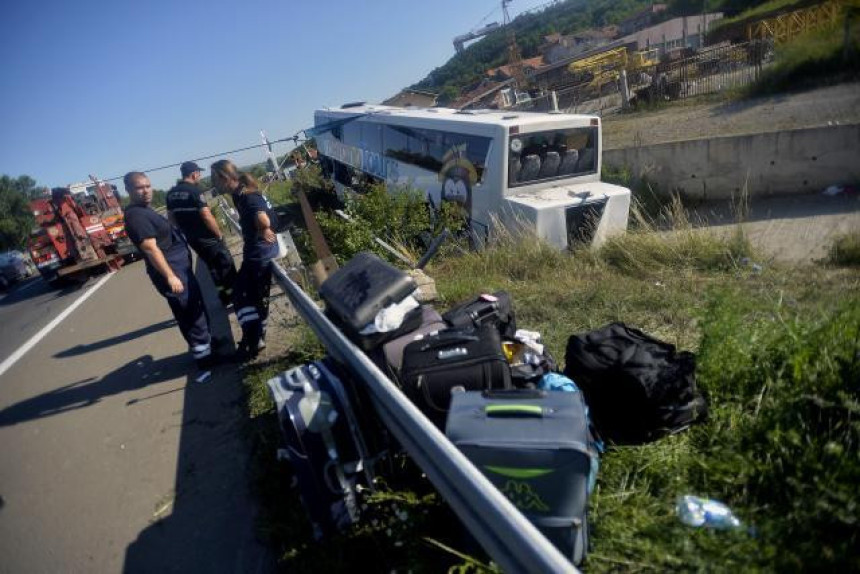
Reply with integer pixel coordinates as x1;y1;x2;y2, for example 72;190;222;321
684;191;860;263
602;82;860;150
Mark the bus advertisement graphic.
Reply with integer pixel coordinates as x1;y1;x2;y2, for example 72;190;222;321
438;143;478;213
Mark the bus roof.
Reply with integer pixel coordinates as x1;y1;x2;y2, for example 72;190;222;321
314;104;599;128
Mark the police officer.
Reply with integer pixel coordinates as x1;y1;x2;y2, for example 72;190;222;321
210;160;278;362
123;171;216;376
166;161;237;306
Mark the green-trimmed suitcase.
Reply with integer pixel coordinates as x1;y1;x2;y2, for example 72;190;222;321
445;389;596;566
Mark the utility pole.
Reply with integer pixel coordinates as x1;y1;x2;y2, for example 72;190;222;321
260;130;283;180
502;0;526;89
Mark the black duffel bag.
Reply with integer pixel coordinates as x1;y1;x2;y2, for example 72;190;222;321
563;322;707;444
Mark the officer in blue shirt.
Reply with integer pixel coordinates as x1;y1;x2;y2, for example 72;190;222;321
123;171;216;376
210;160;279;361
166;161;237;307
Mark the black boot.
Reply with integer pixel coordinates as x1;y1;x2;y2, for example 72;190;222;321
235;339;258;363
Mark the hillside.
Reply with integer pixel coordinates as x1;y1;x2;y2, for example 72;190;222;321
408;0;777;104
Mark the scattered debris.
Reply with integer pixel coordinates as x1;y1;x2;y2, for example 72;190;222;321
740;257;763;274
676;495;742;530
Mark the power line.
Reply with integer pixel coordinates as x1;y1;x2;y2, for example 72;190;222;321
100;134;301;183
471;5;501;33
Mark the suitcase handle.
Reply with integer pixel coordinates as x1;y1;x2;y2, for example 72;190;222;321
482;388;546;400
485;404;544;418
419;332;480;351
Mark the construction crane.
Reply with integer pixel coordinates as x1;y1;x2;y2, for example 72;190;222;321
502;0;527;88
453;22;501;53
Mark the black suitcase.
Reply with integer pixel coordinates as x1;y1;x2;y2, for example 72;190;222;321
267;359;382;539
400;323;512;428
442;291;516;340
380;305;447;376
446;389;597;565
319;251;416;331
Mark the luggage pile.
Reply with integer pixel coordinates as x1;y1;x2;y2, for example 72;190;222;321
267;252;708;565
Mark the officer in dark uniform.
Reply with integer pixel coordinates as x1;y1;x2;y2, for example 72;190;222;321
210;160;279;361
123;171;216;376
166;161;237;306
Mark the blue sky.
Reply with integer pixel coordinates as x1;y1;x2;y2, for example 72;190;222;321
0;0;546;192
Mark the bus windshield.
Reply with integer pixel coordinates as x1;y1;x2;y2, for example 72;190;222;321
508;126;598;188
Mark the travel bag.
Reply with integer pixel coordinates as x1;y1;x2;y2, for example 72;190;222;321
445;388;597;566
319;251;416;332
400;322;512;428
326;305;425;352
442;291;517;340
379;304;447;377
267;359;383;539
563;322;708;444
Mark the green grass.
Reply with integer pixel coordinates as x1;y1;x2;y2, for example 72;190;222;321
713;0;808;30
263;180;294;207
240;205;860;571
828;230;860;267
748;24;860;95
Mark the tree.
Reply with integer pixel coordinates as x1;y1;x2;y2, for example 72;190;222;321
0;175;37;251
150;189;168;209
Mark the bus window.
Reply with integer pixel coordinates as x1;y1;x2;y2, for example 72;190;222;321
382;125;490;183
344;122;361;147
508;126;598;188
360;122;383;155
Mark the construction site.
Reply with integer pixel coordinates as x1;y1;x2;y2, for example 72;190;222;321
424;0;853;115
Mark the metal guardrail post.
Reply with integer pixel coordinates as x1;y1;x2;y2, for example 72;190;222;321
224;209;579;573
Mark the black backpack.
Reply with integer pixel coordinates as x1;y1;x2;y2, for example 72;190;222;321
563;322;707;445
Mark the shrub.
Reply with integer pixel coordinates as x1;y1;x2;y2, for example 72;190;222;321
828;230;860;266
749;25;860;96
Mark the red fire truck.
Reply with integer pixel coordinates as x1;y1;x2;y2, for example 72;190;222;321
27;176;136;286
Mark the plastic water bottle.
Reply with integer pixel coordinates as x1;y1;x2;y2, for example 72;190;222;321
676;495;742;529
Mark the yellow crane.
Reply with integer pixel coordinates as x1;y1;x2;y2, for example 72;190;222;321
567;46;659;92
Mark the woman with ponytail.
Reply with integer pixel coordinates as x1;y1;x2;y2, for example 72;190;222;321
211;159;280;361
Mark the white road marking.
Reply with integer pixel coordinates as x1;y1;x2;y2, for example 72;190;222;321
0;273;115;378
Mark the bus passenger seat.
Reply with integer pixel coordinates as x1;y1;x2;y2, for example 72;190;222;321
558;149;580;175
508;156;522;184
520;154;541;182
576;148;595;173
538;151;560;179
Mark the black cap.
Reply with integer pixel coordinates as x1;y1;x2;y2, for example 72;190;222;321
180;161;204;178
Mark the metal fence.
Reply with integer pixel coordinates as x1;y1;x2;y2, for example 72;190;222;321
220;204;580;573
514;39;775;115
634;39;774;103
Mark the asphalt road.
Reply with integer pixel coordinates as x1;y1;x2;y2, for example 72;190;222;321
0;259;273;574
0;277;86;367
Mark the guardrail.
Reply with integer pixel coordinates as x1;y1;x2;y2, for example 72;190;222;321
220;197;579;573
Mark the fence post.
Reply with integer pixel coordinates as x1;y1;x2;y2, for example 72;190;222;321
620;70;631;110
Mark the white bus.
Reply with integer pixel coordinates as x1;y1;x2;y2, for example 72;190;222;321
312;103;631;249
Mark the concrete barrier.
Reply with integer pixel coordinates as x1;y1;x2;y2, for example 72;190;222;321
603;124;860;200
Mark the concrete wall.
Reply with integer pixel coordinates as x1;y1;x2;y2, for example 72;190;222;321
603;124;860;200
